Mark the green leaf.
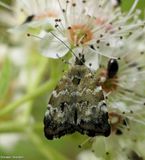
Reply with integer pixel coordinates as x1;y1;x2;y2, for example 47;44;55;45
122;0;145;18
0;58;11;99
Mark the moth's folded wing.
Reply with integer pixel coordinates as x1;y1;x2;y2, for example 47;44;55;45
77;112;111;137
44;103;75;140
76;90;111;137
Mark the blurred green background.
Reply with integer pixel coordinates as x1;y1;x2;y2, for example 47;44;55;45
0;1;145;160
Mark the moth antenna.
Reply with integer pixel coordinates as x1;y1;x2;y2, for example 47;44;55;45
49;31;78;59
27;33;72;64
78;137;93;149
27;32;86;66
49;32;88;66
0;1;15;12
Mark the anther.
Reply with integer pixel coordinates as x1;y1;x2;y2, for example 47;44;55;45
89;45;95;50
129;32;132;35
72;3;76;7
96;40;100;43
106;43;110;46
140;51;144;55
89;63;92;67
78;145;82;148
120;36;123;39
62;9;66;12
67;26;72;30
55;19;59;22
130;110;133;114
118;27;122;30
82;0;86;3
55;24;59;28
27;33;31;37
106;152;109;155
100;34;103;38
23;15;35;23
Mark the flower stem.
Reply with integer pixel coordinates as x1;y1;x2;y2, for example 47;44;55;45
29;131;69;160
0;121;25;133
23;58;49;121
0;79;57;117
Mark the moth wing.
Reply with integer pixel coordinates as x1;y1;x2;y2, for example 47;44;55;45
44;76;76;140
75;81;111;137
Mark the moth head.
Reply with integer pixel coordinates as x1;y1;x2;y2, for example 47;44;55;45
75;53;85;65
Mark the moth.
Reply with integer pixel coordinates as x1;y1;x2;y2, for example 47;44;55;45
43;54;119;140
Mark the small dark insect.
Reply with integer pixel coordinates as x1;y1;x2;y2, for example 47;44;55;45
44;55;111;140
107;59;119;78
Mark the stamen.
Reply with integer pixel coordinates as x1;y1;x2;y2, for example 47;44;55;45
26;33;43;40
57;0;68;23
128;0;139;16
103;137;110;156
78;138;93;148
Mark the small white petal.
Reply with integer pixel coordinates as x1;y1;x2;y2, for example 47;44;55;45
40;32;69;58
84;47;99;70
72;47;99;70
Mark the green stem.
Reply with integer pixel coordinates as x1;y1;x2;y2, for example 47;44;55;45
0;121;25;133
24;58;49;121
0;122;69;160
29;131;69;160
0;121;42;133
0;80;57;117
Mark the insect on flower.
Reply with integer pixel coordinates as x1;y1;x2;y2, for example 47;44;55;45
43;54;111;140
1;0;145;158
31;0;145;144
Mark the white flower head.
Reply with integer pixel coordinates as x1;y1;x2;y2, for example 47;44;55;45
89;26;145;158
1;0;144;70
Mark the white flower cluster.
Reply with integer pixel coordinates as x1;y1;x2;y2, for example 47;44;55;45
2;0;144;69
